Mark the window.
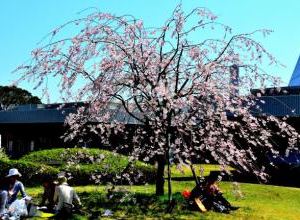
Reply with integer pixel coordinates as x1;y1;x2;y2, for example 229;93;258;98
30;140;34;151
8;140;13;152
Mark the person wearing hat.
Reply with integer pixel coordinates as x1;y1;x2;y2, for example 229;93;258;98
53;176;81;217
5;168;27;205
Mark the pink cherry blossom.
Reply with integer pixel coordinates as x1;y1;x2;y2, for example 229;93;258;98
15;5;300;198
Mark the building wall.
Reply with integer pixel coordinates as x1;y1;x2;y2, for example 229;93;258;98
0;123;66;158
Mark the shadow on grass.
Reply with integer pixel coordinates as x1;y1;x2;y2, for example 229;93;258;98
78;191;202;219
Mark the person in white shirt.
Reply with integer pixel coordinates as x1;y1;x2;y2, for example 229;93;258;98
53;176;81;216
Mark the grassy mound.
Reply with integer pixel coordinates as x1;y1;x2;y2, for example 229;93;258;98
21;148;105;166
20;148;155;185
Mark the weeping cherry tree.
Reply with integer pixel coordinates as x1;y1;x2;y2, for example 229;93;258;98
16;5;299;200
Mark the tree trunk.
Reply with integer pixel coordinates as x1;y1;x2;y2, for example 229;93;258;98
156;155;166;195
166;133;172;203
167;154;172;202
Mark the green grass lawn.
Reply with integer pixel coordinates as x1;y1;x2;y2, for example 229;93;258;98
14;149;300;219
170;164;234;178
26;181;300;220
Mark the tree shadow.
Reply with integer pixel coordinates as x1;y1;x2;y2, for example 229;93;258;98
79;191;200;219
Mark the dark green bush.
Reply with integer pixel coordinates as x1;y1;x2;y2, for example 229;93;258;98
62;162;155;185
21;148;127;166
0;148;9;161
21;148;156;185
0;159;59;186
21;148;74;166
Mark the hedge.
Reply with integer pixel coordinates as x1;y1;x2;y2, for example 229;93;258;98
61;161;155;185
21;148;127;166
20;148;156;185
0;159;59;186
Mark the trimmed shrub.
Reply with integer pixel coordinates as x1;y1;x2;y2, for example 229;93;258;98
21;148;72;166
0;148;9;161
21;148;127;166
0;159;59;186
63;161;155;185
21;148;156;185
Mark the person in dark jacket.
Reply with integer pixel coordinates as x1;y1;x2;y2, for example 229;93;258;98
39;176;57;212
202;172;238;213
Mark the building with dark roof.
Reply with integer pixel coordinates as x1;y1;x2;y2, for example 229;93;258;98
0;102;141;157
0;103;78;157
1;87;300;158
251;86;300;117
250;65;300;169
2;58;300;158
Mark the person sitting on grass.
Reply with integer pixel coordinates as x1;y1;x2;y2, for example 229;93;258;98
5;168;27;205
39;175;57;212
53;176;81;218
202;172;239;213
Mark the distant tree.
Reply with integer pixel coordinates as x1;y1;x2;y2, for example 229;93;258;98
0;85;42;110
16;4;299;202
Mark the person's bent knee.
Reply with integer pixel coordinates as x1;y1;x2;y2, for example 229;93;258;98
0;190;7;197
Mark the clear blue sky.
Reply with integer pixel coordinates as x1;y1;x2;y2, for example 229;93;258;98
1;0;300;102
